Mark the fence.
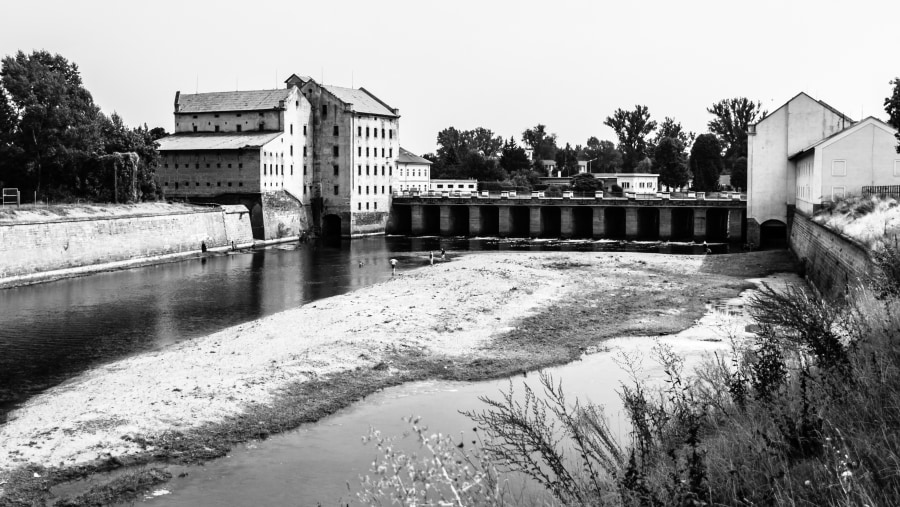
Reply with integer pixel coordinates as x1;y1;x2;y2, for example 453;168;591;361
2;188;20;207
862;185;900;199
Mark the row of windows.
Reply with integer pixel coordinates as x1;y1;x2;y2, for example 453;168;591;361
355;126;394;139
357;165;393;176
191;113;264;119
400;168;428;178
165;162;244;169
358;202;379;210
164;181;243;188
433;183;476;189
357;185;390;195
357;147;393;158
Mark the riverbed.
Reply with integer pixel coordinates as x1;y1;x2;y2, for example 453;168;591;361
0;247;795;505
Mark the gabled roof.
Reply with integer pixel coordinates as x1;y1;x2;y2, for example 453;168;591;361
788;116;898;160
176;89;293;114
397;147;432;165
156;132;282;151
754;92;854;127
322;84;398;117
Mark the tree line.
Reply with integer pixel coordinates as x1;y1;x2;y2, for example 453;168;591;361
0;50;165;202
424;98;769;192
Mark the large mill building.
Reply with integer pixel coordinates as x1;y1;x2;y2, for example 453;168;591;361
156;74;400;239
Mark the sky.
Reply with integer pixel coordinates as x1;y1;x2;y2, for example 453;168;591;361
1;0;898;156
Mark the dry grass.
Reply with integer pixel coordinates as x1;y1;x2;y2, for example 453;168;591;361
813;195;900;248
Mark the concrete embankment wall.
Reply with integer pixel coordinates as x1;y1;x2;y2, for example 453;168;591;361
0;204;254;284
789;212;873;299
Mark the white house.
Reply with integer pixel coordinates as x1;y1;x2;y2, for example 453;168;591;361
429;179;478;193
395;147;431;193
591;173;659;193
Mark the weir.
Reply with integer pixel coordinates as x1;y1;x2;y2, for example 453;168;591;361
390;192;747;242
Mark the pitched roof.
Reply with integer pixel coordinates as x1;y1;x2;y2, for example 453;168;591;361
754;92;853;127
176;89;293;113
789;116;898;160
322;84;397;117
156;132;282;151
397;147;432;165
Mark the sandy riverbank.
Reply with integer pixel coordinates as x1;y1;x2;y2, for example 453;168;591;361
0;249;795;503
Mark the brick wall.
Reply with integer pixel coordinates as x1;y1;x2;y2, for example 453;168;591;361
790;212;873;299
0;206;253;280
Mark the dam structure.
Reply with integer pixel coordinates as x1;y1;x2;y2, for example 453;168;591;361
387;191;747;242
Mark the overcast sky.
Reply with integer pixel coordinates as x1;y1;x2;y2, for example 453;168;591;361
2;0;897;156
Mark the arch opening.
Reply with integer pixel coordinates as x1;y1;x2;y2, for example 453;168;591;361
572;207;593;238
706;208;729;242
671;208;694;241
480;206;499;236
540;207;561;238
604;207;626;239
509;207;530;237
322;214;342;239
637;208;660;241
388;205;411;235
759;219;787;249
447;206;469;236
422;206;440;235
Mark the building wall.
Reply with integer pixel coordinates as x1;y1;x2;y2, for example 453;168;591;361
175;110;283;133
0;206;253;282
430;179;477;192
396;162;430;192
795;152;816;215
819;123;900;200
159;150;262;196
748;93;849;229
261;191;310;239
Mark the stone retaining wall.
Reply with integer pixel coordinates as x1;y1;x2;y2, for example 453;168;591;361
789;212;872;299
0;204;253;283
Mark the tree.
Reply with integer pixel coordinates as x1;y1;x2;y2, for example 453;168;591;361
654;137;691;190
468;127;503;159
885;78;900;153
499;137;531;173
603;105;657;172
730;156;747;190
521;124;558;162
570;173;601;192
651;117;694;152
635;157;653;174
554;143;579;176
707;97;766;171
689;134;723;191
583;137;623;173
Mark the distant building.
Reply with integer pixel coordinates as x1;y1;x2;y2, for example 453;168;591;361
592;173;658;193
747;92;900;246
429;179;478;193
541;160;557;176
576;160;588;173
156;75;401;239
395;148;431;193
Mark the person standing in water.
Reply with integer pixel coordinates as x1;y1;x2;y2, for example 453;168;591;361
429;251;434;266
390;258;398;276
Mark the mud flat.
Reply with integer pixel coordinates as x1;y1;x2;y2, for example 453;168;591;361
0;249;795;505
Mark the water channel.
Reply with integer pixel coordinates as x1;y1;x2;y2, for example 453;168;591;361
0;236;731;421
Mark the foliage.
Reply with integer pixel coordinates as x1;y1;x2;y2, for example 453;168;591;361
521;124;558;162
730;156;747;190
554;143;580;177
357;416;510;506
634;157;653;174
583;137;623;173
506;168;542;190
544;185;564;197
570;173;601;192
814;194;900;248
688;133;723;191
604;105;657;172
885;78;900;153
653;137;690;190
498;137;531;174
707;97;766;171
0;50;162;201
651;117;694;153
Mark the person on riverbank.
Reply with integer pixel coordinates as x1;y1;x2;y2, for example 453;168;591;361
430;251;434;266
440;247;446;261
390;258;397;275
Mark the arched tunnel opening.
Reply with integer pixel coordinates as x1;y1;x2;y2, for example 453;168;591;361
671;208;694;241
759;220;787;249
637;208;659;240
509;207;530;237
387;205;411;235
572;207;593;238
480;206;499;236
604;207;626;239
540;207;561;238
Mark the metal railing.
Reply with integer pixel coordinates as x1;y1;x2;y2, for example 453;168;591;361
863;185;900;199
392;189;747;202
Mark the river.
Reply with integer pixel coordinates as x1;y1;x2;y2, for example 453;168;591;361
0;236;729;421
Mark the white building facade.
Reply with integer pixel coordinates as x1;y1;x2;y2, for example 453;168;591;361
395;147;431;193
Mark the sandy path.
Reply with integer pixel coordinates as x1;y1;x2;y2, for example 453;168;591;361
0;250;781;478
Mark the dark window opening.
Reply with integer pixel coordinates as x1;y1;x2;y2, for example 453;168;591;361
333;125;339;136
333;146;339;156
334;185;339;195
333;165;339;176
214;125;220;132
236;125;241;132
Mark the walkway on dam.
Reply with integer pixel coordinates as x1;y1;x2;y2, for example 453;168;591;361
389;191;747;242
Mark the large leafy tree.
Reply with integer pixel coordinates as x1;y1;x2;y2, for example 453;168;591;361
554;142;579;176
570;173;601;192
885;78;900;153
730;156;747;190
651;117;694;152
468;127;503;158
707;97;766;171
603;105;657;172
521;124;558;163
689;133;723;192
433;127;506;180
583;137;623;173
654;137;691;190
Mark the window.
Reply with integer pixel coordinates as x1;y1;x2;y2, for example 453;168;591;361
832;160;847;176
333;146;339;156
334;185;339;195
389;129;393;139
192;115;197;119
259;122;264;130
366;165;370;175
214;125;220;132
381;148;385;157
239;163;243;168
358;203;362;210
366;147;370;156
374;128;377;138
358;166;362;175
303;146;307;157
358;186;362;194
333;125;339;136
381;166;385;175
263;164;267;175
321;104;328;117
381;185;385;193
366;186;370;194
389;166;392;176
366;202;370;210
333;164;339;176
217;182;221;186
358;126;362;136
303;165;307;175
374;202;377;210
228;163;232;168
290;165;292;175
894;160;900;177
289;146;293;156
389;148;392;157
228;182;232;187
239;182;243;187
193;126;197;132
214;114;219;118
833;186;846;199
382;128;385;138
303;125;307;135
217;163;221;168
366;127;370;137
236;125;242;132
290;125;293;134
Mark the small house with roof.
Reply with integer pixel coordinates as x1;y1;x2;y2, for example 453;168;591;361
395;147;431;194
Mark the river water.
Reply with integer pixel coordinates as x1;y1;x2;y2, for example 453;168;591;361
0;236;729;420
